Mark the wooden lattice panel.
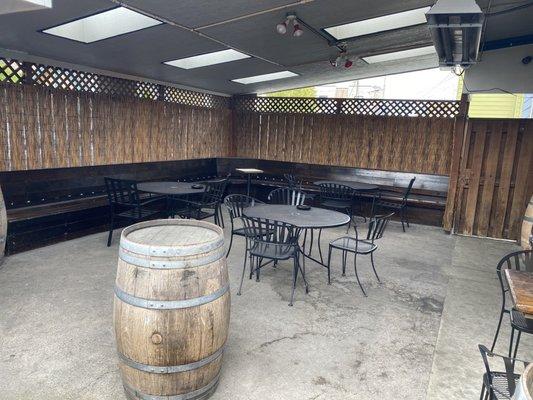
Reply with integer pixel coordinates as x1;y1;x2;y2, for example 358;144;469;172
234;96;460;118
0;57;229;109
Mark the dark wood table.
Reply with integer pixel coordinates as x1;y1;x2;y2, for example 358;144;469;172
137;181;205;196
314;180;379;192
505;269;533;317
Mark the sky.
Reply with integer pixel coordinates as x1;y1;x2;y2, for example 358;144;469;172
315;68;460;100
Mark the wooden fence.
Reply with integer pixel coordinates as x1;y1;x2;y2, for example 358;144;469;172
233;111;457;176
0;84;232;171
444;118;533;240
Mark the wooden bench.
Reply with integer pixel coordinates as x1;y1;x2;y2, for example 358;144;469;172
218;158;448;226
1;159;218;254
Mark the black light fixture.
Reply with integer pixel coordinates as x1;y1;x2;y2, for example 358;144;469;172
426;0;484;68
276;13;303;37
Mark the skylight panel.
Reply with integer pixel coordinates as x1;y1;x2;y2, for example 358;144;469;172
362;46;436;64
164;49;250;70
42;7;162;43
231;71;298;85
324;7;430;40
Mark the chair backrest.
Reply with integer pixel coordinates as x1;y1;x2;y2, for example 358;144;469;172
318;182;353;202
496;250;533;309
366;212;395;242
284;174;299;189
478;344;530;398
402;177;416;203
242;216;301;246
202;178;228;204
104;177;140;208
224;194;262;220
268;187;306;206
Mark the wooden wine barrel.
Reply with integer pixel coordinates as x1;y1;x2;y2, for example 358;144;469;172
0;185;7;265
522;195;533;250
515;363;533;400
113;219;230;400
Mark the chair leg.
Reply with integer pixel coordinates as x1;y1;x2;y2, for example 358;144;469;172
509;327;515;357
256;257;262;282
107;214;114;247
479;384;486;400
219;205;225;228
289;256;299;306
370;252;381;283
318;228;324;264
327;246;332;284
297;253;309;293
405;206;410;228
237;244;248;296
353;252;367;297
400;208;406;232
512;330;522;368
490;307;506;351
342;250;347;276
226;231;234;258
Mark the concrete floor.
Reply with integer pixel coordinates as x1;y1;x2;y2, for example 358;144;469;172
0;216;531;400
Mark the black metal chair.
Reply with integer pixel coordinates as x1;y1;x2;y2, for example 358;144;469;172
240;217;307;306
327;212;394;296
267;187;307;206
376;177;416;232
104;177;164;247
317;182;355;230
491;250;533;357
180;178;228;227
479;344;529;399
223;194;263;258
284;174;299;189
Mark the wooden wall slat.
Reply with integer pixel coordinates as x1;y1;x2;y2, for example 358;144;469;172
450;118;533;240
234;111;456;175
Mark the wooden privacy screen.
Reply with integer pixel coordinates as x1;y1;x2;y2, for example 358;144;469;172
445;119;533;240
233;111;456;175
0;84;232;171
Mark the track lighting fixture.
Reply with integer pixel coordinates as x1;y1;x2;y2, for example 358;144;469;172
330;48;354;68
276;13;303;37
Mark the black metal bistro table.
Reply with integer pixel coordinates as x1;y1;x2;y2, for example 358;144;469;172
137;181;206;217
137;181;205;196
236;168;264;196
243;204;350;268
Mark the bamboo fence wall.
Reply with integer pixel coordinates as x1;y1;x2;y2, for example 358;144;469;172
233;111;456;175
0;84;232;171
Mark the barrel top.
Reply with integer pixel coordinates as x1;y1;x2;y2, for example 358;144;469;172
127;224;219;247
120;219;224;258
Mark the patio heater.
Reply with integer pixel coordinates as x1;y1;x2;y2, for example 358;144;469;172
0;0;52;15
425;0;484;68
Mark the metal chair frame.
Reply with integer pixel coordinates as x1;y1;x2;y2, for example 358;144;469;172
104;177;163;247
479;344;530;399
376;177;416;232
180;178;228;227
240;216;307;306
267;187;307;206
491;250;533;358
223;194;263;258
327;212;394;296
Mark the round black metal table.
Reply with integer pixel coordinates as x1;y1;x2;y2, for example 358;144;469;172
243;205;350;268
313;180;378;192
137;181;205;196
243;204;350;229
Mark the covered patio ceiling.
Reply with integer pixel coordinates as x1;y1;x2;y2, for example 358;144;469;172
0;0;531;95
